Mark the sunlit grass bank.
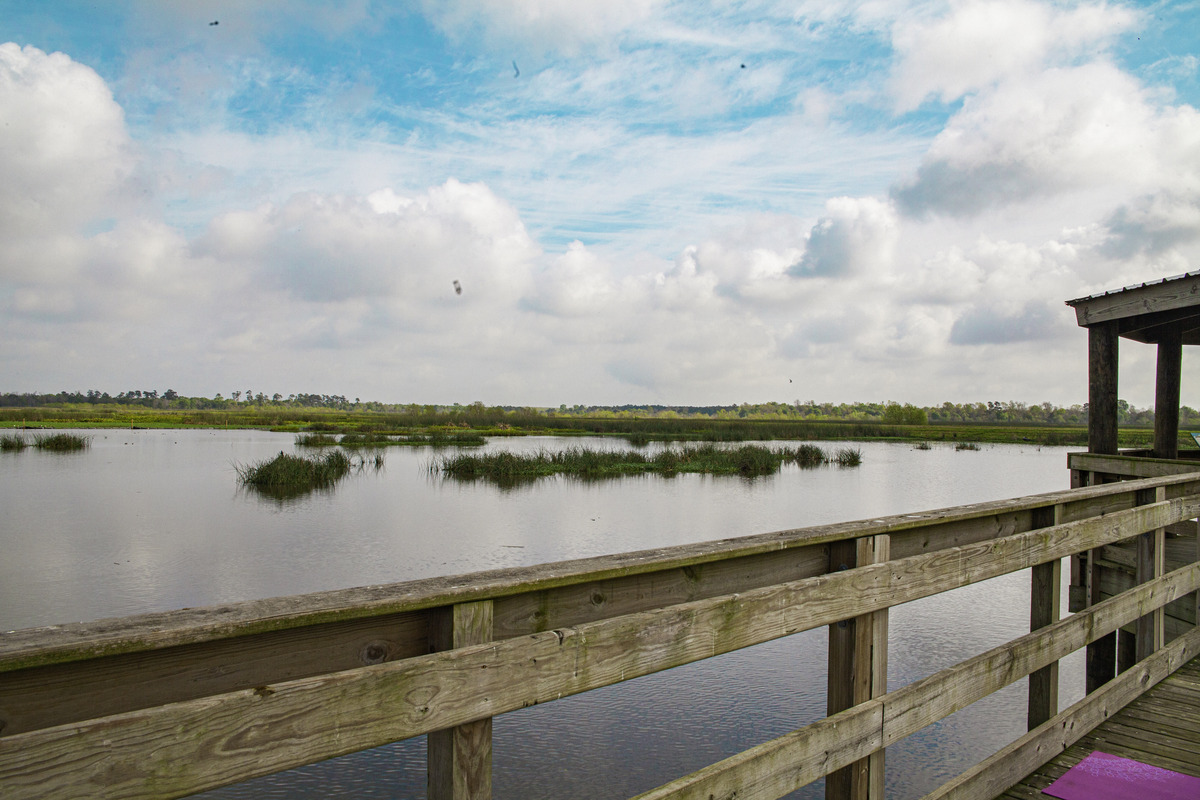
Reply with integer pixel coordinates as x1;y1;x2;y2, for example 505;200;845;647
432;443;862;485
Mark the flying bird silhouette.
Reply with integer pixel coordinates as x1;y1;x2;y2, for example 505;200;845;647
453;279;463;295
209;20;219;26
512;60;520;78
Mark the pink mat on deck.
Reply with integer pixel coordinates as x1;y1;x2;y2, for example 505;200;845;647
1042;751;1200;800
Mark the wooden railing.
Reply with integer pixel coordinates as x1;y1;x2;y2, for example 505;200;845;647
3;471;1200;800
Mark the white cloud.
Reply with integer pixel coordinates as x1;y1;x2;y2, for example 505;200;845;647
889;0;1137;111
0;44;134;238
790;196;898;277
892;63;1174;216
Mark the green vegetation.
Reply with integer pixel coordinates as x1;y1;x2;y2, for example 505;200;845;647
2;391;1193;450
0;434;29;451
32;433;91;452
432;443;861;486
235;451;357;499
295;433;338;447
956;442;982;451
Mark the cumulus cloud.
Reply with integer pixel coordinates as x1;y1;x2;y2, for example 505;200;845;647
889;0;1136;111
0;43;133;238
789;196;898;278
891;63;1166;217
197;180;538;314
949;301;1059;345
1101;190;1200;259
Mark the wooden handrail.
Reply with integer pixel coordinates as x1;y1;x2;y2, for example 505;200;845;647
1;469;1199;800
630;562;1200;800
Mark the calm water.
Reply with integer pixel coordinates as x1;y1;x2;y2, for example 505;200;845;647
0;431;1084;799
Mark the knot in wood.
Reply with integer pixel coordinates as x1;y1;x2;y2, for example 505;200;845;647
360;641;390;665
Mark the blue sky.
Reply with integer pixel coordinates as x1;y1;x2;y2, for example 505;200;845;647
2;1;1199;406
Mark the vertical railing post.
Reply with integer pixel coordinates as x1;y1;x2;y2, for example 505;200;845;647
1135;486;1167;661
826;534;889;800
429;599;494;800
1027;505;1062;729
1084;542;1116;692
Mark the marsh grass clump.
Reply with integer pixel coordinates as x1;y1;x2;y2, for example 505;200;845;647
32;433;91;452
914;441;933;451
339;432;394;448
1;434;29;451
956;442;981;451
236;450;353;498
789;444;829;467
835;447;863;466
295;433;338;447
433;442;863;484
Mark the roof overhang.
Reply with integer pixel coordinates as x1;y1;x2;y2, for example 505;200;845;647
1065;272;1200;345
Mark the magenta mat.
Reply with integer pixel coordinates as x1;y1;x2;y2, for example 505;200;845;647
1042;751;1200;800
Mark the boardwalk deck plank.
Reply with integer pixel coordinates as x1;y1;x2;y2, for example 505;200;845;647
998;654;1200;799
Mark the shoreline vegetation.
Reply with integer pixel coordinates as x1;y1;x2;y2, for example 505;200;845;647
0;393;1192;449
431;444;863;485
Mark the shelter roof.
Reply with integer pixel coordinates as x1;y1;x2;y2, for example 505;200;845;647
1065;271;1200;345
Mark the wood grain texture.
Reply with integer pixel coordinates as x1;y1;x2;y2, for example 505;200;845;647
429;600;493;800
919;624;1200;800
1153;328;1183;459
5;497;1197;800
630;560;1200;800
8;473;1198;675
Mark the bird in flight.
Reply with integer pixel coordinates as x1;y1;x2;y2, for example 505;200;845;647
209;20;218;26
512;60;520;78
453;279;463;295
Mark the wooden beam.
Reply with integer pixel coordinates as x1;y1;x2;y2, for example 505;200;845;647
629;564;1200;800
8;473;1198;676
4;498;1197;800
826;536;889;800
1086;543;1117;692
1135;488;1167;663
1153;327;1183;459
1088;321;1119;456
1027;507;1061;729
429;600;493;800
1068;274;1200;327
918;622;1200;800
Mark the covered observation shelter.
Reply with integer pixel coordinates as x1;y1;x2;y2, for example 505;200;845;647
1065;272;1200;692
1066;271;1200;471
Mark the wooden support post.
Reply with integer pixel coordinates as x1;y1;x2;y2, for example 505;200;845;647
429;599;493;800
1136;487;1167;660
1085;321;1118;692
1088;322;1119;456
826;535;889;800
1027;507;1061;729
1153;328;1182;460
1084;546;1116;693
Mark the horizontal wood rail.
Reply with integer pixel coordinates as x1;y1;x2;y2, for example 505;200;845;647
2;471;1200;800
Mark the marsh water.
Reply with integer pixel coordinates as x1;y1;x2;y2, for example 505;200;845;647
0;431;1085;799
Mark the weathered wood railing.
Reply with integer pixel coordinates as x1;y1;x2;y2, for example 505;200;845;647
3;471;1200;800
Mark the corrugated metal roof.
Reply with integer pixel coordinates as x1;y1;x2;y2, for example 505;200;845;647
1065;271;1200;306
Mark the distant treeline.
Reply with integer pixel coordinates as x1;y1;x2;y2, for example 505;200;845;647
2;391;1195;427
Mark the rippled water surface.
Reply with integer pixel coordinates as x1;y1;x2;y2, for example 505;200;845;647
0;431;1084;798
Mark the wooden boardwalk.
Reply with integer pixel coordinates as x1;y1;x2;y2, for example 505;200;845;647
997;654;1200;799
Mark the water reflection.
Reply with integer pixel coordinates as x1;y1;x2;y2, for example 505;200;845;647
0;432;1080;799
